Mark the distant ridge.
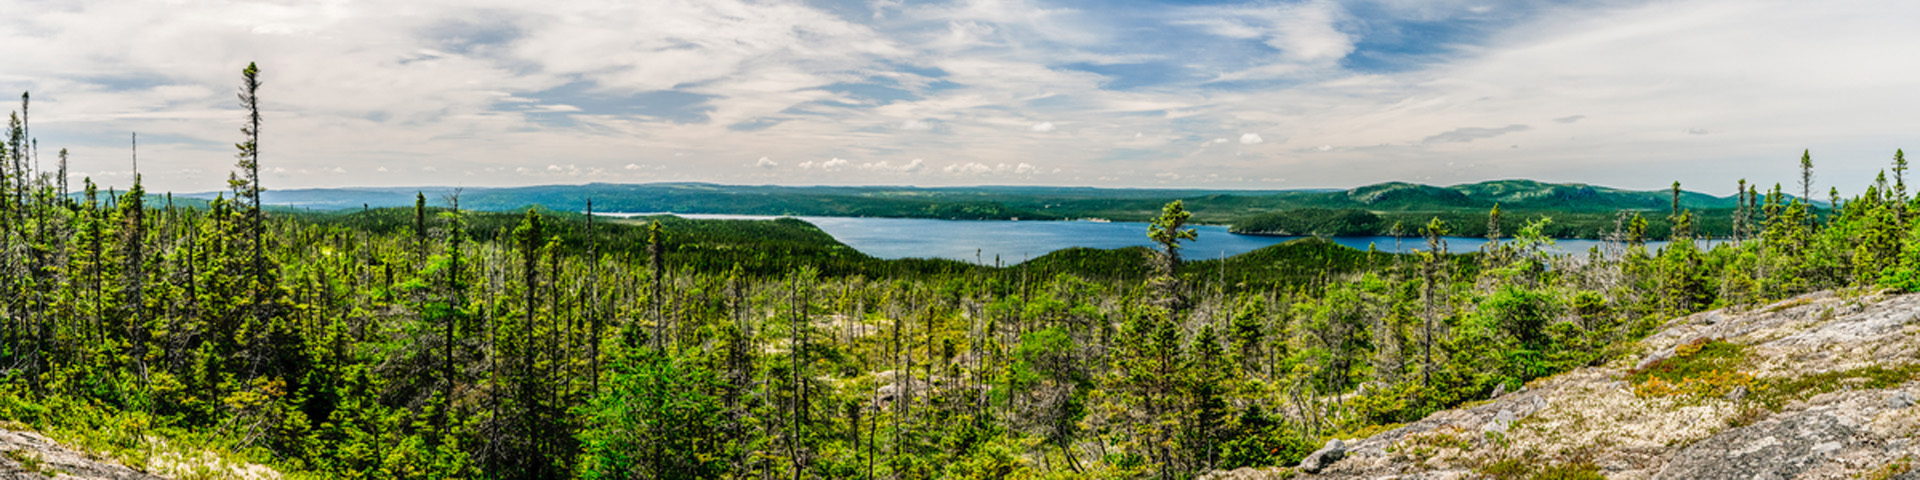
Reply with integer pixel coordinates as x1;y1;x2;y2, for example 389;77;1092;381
175;179;1759;215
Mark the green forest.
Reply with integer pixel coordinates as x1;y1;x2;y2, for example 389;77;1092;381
4;65;1920;479
207;176;1776;239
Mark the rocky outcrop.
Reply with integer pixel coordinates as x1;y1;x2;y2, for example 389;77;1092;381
0;429;161;479
1300;439;1346;474
1207;289;1920;479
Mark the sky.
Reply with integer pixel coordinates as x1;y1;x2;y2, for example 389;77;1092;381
4;0;1918;195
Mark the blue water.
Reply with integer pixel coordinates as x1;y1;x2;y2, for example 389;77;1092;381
605;213;1719;263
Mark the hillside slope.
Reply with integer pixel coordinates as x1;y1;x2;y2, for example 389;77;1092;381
1206;289;1920;480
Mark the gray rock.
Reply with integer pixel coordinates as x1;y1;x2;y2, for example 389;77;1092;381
0;428;166;479
1482;409;1517;435
1299;438;1346;474
1652;409;1855;480
1490;382;1507;399
1635;348;1676;372
1891;391;1916;409
1725;385;1748;401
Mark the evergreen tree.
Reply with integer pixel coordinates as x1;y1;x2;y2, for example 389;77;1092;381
1147;200;1197;312
1801;149;1815;209
1417;217;1450;386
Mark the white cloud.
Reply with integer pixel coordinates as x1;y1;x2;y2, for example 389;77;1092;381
755;156;779;168
1240;133;1264;144
943;161;1040;176
9;0;1920;193
858;158;925;173
802;158;851;171
625;163;645;170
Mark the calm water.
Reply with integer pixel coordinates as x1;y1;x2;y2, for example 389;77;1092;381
604;213;1714;262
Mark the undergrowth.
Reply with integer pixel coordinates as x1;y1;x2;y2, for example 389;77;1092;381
1629;338;1752;398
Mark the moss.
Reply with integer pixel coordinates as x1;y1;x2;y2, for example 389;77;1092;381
1628;339;1752;398
1860;456;1913;480
1751;363;1920;410
1477;458;1605;480
1533;462;1606;480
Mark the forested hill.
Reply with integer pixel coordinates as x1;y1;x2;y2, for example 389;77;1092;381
177;178;1767;224
2;70;1908;480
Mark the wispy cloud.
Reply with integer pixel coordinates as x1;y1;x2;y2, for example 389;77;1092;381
1422;124;1531;144
3;0;1917;194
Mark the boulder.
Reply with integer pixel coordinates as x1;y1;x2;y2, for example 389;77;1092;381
1299;439;1346;474
1891;391;1916;410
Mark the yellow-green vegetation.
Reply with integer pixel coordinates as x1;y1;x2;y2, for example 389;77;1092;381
1479;458;1605;480
1629;339;1754;399
1750;364;1920;410
1860;455;1913;480
3;448;60;477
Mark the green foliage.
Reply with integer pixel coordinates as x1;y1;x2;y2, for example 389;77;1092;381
577;348;733;479
1232;208;1384;236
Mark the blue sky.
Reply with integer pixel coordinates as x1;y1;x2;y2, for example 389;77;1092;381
4;0;1918;195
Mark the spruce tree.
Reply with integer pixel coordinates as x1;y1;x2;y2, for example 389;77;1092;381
1418;217;1450;386
1147;200;1197;311
1800;149;1815;206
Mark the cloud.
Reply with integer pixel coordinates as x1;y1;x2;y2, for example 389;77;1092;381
800;158;851;171
1239;133;1264;144
943;162;1038;176
11;0;1920;193
1421;124;1531;145
1184;0;1356;82
858;158;925;173
755;156;778;168
1686;128;1710;135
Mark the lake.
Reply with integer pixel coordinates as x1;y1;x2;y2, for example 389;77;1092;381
603;213;1721;263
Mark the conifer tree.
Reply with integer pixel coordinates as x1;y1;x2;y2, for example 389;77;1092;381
1896;149;1910;219
1147;200;1197;311
56;148;65;201
1800;149;1815;207
414;191;427;261
1417;217;1450;386
647;219;665;348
